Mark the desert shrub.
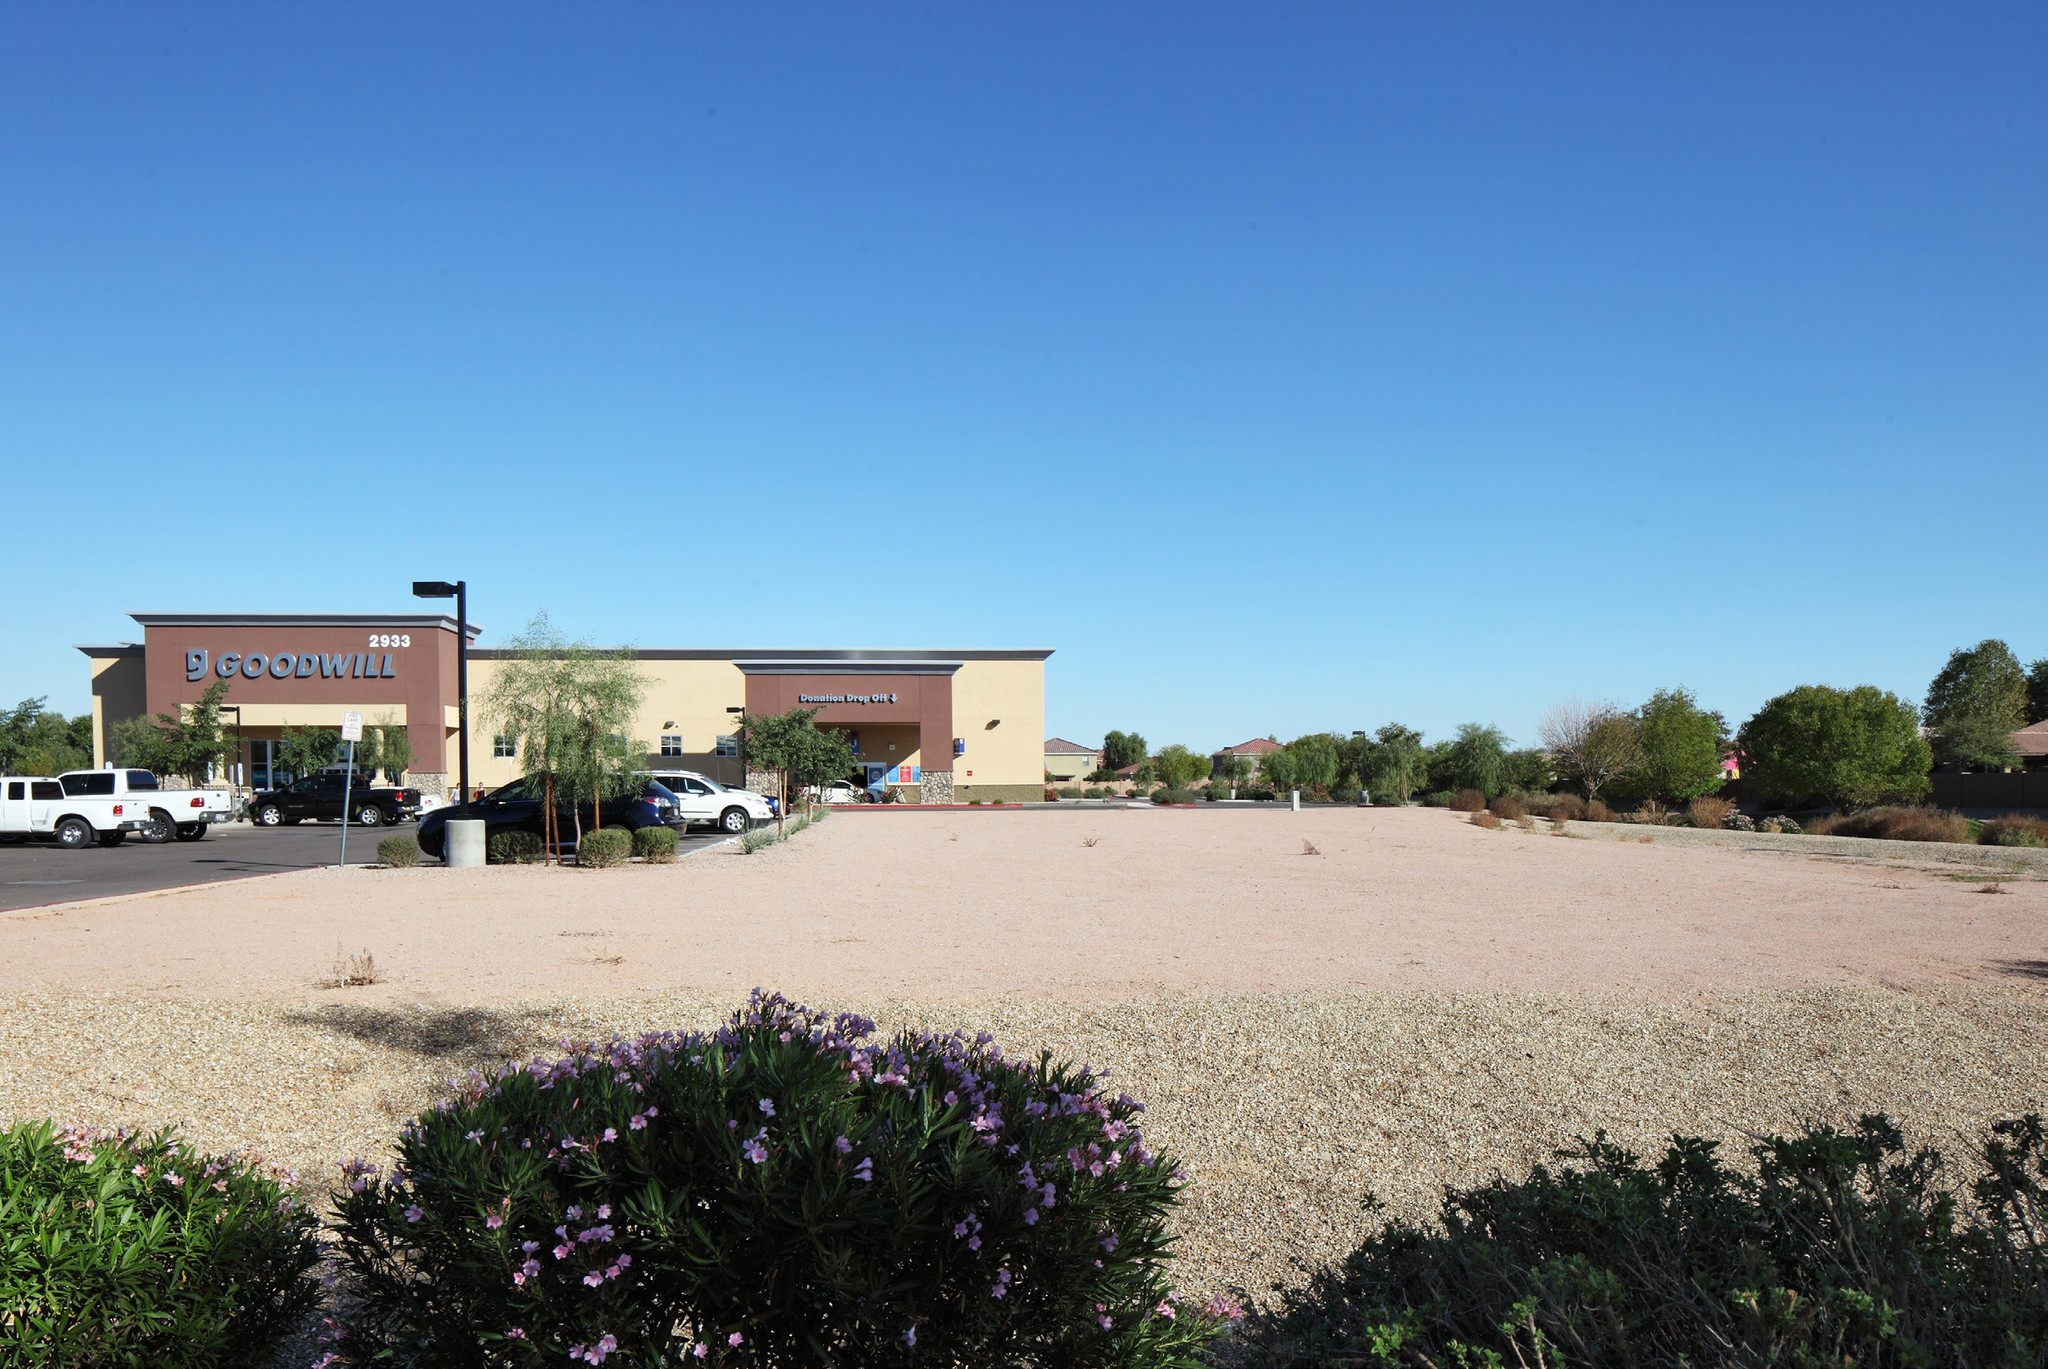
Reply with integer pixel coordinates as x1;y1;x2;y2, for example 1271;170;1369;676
1628;798;1672;826
1487;794;1527;821
1419;790;1451;808
1468;809;1502;830
1152;787;1199;805
1449;789;1486;813
1546;793;1587;823
487;829;546;865
328;991;1230;1367
1982;814;2048;848
1243;787;1278;802
1515;813;1537;832
575;828;634;869
378;833;422;868
1056;786;1084;799
1687;795;1734;830
1807;806;1969;843
0;1121;323;1366
1584;798;1614;823
631;825;679;863
739;827;777;854
1043;787;1060;801
1205;785;1227;802
1760;814;1804;835
1244;1114;2048;1369
1725;810;1757;832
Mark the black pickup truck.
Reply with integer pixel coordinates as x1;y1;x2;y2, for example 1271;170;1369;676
249;774;422;828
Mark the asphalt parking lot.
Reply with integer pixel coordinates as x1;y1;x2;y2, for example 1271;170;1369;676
0;821;730;912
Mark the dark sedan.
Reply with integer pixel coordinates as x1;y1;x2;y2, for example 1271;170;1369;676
416;778;682;859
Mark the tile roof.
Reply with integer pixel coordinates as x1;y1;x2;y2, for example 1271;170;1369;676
1214;738;1283;756
1043;738;1100;754
2013;721;2048;757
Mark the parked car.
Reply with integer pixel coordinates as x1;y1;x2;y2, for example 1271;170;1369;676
807;779;869;805
0;777;151;849
639;771;775;833
249;773;423;828
56;768;233;843
415;778;682;860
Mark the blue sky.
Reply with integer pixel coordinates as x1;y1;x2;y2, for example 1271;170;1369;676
3;2;2042;752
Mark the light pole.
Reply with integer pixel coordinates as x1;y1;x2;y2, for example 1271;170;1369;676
412;579;469;809
726;705;745;788
220;705;243;796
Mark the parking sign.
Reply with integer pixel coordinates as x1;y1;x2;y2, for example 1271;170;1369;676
341;712;364;742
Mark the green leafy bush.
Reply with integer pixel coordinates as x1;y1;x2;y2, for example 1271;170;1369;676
377;834;422;868
1151;788;1198;805
1247;1114;2048;1368
576;828;633;869
631;826;679;863
1421;791;1454;808
328;991;1231;1367
0;1121;323;1366
487;829;546;865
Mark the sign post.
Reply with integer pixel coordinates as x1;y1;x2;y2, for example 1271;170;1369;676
338;712;364;868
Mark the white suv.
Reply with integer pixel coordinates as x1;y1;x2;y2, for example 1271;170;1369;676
641;771;776;834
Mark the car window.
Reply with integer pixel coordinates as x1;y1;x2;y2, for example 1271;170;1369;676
125;770;160;790
32;781;62;800
682;779;711;795
61;773;116;796
6;782;23;800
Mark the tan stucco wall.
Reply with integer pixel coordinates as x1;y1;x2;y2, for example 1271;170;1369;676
951;659;1045;791
87;653;148;767
1044;751;1097;782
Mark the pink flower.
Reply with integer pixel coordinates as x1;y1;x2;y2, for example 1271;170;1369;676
727;1331;744;1347
486;1214;503;1229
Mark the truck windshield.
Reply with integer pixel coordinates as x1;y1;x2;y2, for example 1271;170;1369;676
60;774;115;796
125;770;160;790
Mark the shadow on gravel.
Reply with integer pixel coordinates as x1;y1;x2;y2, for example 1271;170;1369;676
1992;959;2048;982
278;1004;562;1062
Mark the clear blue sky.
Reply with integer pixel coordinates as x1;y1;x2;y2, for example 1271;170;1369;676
4;3;2042;752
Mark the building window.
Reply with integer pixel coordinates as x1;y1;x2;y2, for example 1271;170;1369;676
659;734;684;757
715;734;739;758
493;735;516;759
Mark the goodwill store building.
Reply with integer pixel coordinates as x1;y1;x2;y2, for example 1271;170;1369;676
81;613;1051;804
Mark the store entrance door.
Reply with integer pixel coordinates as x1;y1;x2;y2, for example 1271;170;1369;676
862;763;891;798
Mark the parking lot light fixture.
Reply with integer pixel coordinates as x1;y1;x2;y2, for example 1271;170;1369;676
410;579;469;808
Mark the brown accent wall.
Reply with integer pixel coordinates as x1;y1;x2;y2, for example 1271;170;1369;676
141;623;459;772
743;672;954;773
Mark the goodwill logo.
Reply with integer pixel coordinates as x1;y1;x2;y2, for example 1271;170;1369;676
185;648;398;683
797;693;898;705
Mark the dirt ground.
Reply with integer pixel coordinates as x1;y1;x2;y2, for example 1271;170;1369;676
3;807;2045;1316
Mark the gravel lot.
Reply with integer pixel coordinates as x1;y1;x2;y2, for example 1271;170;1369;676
2;806;2044;1336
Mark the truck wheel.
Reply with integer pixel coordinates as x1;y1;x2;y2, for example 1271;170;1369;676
175;822;209;842
720;807;750;834
140;809;176;844
355;804;384;827
255;804;284;827
97;831;127;848
55;818;93;849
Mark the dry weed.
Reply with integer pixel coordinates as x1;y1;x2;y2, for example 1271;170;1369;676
318;942;381;989
1515;814;1537;832
1301;840;1322;856
1469;810;1502;831
1081;837;1100;848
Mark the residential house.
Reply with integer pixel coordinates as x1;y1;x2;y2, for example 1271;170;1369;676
1044;737;1102;783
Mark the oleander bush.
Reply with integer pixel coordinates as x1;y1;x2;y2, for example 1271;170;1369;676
1807;806;1968;843
487;829;546;865
631;826;679;863
1246;1114;2048;1368
327;991;1230;1368
0;1121;324;1367
1448;789;1486;813
574;829;633;869
1151;788;1199;805
377;834;422;868
1686;795;1734;830
1982;814;2048;848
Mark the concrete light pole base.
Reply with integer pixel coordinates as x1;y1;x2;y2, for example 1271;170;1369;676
446;819;486;869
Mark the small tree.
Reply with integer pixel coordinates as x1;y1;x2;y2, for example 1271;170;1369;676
110;680;237;784
1436;723;1510;798
1738;684;1932;810
2028;657;2048;726
1923;639;2027;771
1618;687;1728;803
278;726;341;782
1259;748;1298;793
1540;700;1640;801
373;715;414;783
1153;744;1209;790
739;707;855;831
0;699;93;776
1363;724;1429;803
1100;730;1148;772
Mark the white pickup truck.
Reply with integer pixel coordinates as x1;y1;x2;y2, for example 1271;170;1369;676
56;768;234;842
0;777;152;849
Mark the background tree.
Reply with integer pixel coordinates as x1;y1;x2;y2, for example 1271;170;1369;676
480;613;648;859
0;699;92;775
2029;657;2048;726
1922;639;2027;771
110;680;236;784
1539;700;1640;801
1100;730;1148;772
1737;684;1932;810
1268;733;1340;796
1220;755;1254;792
739;706;855;830
1434;723;1510;798
278;726;342;781
1615;687;1727;803
1498;747;1554;796
1362;724;1429;803
372;715;414;783
1258;748;1298;794
1152;744;1209;790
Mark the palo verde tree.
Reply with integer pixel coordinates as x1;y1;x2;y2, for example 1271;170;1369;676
109;679;236;785
1922;639;2028;771
737;706;856;831
480;613;648;861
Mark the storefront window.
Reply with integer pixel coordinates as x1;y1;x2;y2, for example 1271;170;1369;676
659;734;684;756
714;735;739;757
493;735;516;758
